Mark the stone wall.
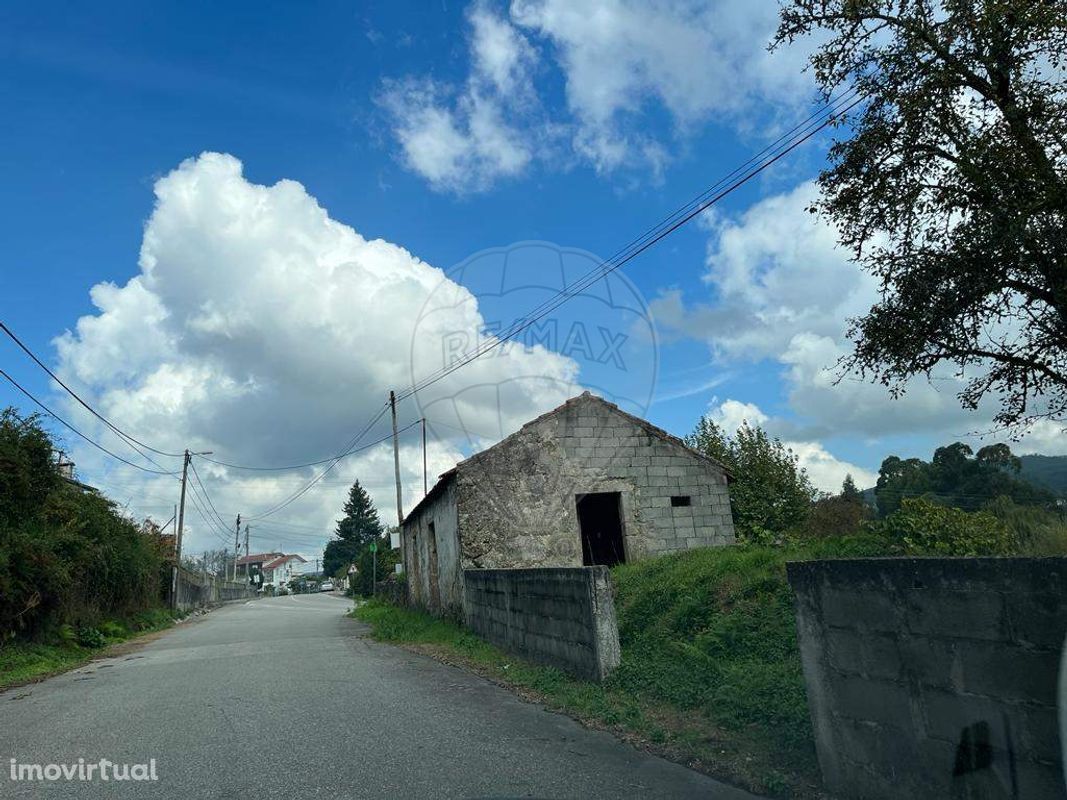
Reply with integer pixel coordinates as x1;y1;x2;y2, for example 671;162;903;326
462;566;621;681
455;393;734;569
788;557;1067;800
403;478;463;616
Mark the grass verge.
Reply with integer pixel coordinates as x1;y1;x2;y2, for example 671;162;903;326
0;607;181;690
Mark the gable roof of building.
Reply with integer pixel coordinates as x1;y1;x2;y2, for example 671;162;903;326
262;554;308;571
237;551;284;566
403;391;729;525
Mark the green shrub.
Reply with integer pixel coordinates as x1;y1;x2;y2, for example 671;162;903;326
876;497;1015;556
75;626;105;649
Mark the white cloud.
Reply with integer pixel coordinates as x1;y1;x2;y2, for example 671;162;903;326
54;152;578;555
664;180;1065;473
381;1;815;190
511;0;811;171
706;398;877;493
381;6;544;193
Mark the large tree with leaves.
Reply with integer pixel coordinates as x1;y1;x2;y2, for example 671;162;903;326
775;2;1066;430
322;480;383;578
688;417;817;543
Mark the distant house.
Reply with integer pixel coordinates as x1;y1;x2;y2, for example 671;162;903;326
238;552;306;590
261;554;307;589
402;392;735;615
237;552;283;578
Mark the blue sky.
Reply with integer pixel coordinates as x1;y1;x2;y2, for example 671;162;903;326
2;2;1059;556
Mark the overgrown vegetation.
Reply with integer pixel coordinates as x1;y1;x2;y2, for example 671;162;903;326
0;409;171;644
0;607;179;689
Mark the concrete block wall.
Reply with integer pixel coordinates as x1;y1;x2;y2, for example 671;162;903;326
463;566;621;681
788;557;1067;799
173;567;254;611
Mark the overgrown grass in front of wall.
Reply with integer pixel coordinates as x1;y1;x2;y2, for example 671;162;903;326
0;607;179;690
353;534;890;797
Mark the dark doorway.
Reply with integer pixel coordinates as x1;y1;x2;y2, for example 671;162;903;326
576;492;626;567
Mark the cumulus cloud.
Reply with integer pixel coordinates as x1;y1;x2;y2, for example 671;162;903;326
705;398;877;493
54;152;578;555
381;1;815;191
511;0;811;171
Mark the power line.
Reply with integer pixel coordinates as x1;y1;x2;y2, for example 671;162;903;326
188;459;233;533
232;91;866;518
0;321;184;459
197;419;422;471
185;481;237;545
0;367;180;476
246;405;398;521
396;88;866;405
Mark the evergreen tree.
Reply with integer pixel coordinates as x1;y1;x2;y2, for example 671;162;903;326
841;473;862;504
323;480;383;578
335;480;383;545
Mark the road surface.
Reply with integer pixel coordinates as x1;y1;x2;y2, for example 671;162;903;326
0;594;755;799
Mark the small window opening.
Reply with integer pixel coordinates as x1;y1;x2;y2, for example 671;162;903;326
671;495;692;507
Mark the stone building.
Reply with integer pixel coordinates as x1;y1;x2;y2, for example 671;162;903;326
402;392;735;615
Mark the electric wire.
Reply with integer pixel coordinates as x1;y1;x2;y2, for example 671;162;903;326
393;88;864;404
0;367;181;475
0;321;184;459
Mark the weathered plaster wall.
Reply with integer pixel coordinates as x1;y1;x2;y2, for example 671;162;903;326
402;480;462;616
454;395;734;568
788;557;1067;800
463;566;621;681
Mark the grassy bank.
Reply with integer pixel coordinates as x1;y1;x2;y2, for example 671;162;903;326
0;608;179;690
352;535;888;797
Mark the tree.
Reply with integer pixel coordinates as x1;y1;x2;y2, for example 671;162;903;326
774;2;1067;431
688;417;817;543
840;473;862;504
323;480;383;579
335;481;383;546
875;440;1053;516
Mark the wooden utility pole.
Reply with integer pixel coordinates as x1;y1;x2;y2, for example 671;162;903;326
233;513;241;581
421;417;428;496
171;451;192;610
390;390;403;527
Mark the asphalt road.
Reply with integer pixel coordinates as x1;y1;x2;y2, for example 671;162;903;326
0;594;755;799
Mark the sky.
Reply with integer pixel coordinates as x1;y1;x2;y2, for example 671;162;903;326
2;1;1063;562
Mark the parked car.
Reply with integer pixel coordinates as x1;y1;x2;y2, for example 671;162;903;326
320;581;334;592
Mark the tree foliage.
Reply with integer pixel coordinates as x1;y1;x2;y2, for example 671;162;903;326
877;496;1015;556
875;440;1052;516
323;480;385;579
0;409;168;641
688;417;817;543
775;1;1067;430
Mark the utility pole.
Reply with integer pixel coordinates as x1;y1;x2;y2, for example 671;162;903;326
172;450;212;609
244;523;250;560
171;451;192;610
390;390;403;527
233;514;241;582
422;417;428;496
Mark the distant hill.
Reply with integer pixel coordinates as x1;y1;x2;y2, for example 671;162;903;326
1019;455;1067;497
